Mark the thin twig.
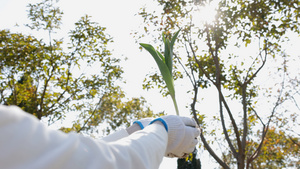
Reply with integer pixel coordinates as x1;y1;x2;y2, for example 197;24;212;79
247;55;286;167
77;94;105;133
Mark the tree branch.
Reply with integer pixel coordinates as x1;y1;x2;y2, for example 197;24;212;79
247;59;285;167
244;41;268;85
45;62;72;114
241;84;248;161
205;26;240;159
289;136;300;148
190;83;230;169
188;41;215;86
77;93;105;133
186;27;230;169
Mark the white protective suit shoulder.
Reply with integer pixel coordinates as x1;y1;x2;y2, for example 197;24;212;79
0;105;168;169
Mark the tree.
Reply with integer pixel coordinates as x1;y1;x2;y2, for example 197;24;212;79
223;126;300;168
0;0;154;136
279;55;300;149
135;0;299;168
247;127;300;168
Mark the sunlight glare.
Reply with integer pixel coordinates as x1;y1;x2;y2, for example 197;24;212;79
194;1;219;25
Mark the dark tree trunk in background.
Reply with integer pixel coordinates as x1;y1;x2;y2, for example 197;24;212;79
177;149;201;169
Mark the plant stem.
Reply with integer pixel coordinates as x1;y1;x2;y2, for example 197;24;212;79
171;95;179;116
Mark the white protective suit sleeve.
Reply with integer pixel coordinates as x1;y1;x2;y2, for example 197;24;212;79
0;105;168;169
101;129;129;142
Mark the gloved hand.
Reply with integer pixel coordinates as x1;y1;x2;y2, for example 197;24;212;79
150;115;200;158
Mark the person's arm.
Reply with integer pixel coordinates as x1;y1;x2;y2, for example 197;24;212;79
100;128;130;142
101;118;153;142
0;105;167;169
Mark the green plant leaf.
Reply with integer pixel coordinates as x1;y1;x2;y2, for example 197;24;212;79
140;30;180;115
139;43;175;96
163;33;172;73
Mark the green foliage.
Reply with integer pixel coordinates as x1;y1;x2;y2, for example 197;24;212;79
26;0;63;31
247;127;299;168
0;0;154;135
64;87;156;134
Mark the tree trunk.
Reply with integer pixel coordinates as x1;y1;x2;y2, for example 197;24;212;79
177;149;201;169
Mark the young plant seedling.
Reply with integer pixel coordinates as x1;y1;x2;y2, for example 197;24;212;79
140;30;180;115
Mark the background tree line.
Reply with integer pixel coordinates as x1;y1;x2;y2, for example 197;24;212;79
0;0;156;136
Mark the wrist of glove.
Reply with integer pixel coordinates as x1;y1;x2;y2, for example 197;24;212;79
133;118;153;129
127;118;154;134
150;115;200;158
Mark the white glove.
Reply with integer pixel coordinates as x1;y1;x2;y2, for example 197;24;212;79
133;118;153;129
150;115;200;158
126;118;154;135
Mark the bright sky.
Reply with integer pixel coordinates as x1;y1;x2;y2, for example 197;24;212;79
0;0;220;168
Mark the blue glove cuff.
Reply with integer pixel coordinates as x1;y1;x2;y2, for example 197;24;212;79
133;121;144;129
149;118;168;132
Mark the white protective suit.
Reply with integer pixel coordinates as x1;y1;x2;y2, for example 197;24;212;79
0;105;168;169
